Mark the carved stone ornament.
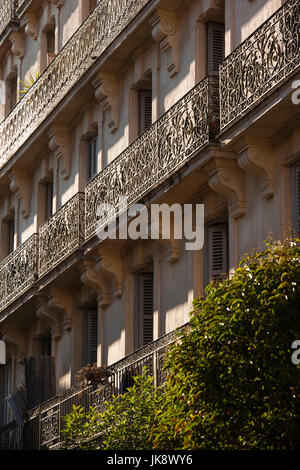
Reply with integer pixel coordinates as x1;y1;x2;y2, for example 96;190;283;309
8;169;31;218
150;9;179;77
235;137;275;199
80;258;111;307
48;125;72;179
92;72;119;133
24;13;38;40
10;32;25;58
204;151;247;219
1;327;27;363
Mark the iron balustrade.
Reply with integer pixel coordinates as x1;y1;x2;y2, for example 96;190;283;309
85;75;219;240
220;0;300;131
0;324;188;450
0;0;18;37
0;233;38;312
39;192;85;277
0;0;152;170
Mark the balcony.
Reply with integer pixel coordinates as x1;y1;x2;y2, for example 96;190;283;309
0;233;38;312
0;324;188;450
39;192;85;277
85;75;219;239
0;0;18;38
220;0;300;132
0;0;152;171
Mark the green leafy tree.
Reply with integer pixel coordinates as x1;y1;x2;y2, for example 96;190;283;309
62;405;102;450
62;368;162;450
151;237;300;450
98;368;162;450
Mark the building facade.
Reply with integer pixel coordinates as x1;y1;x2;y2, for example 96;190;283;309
0;0;299;449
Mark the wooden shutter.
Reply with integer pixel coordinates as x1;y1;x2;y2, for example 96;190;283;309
87;136;98;181
208;224;228;281
295;165;300;235
45;183;53;220
0;362;12;426
40;336;52;356
138;273;154;348
139;89;152;135
8;219;15;254
87;308;98;365
207;22;225;75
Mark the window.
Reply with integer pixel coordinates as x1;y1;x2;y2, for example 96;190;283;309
207;224;228;282
135;272;154;349
83;308;98;366
7;75;17;112
292;163;300;235
87;136;98;181
46;26;56;65
45;182;53;220
0;361;12;426
8;219;15;255
139;89;152;135
207;22;225;75
40;335;52;357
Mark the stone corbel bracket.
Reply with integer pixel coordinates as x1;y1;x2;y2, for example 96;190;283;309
204;151;247;219
10;32;25;59
48;287;74;331
49;0;64;7
235;137;274;200
202;189;227;223
2;327;27;363
92;72;119;133
150;9;180;78
24;13;38;40
36;296;63;340
96;248;123;297
80;258;111;307
8;169;31;218
48;125;72;179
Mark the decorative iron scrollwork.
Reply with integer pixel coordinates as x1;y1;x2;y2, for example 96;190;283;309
220;0;300;130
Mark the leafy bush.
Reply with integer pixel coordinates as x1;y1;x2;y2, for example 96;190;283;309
151;237;300;450
98;368;162;450
62;405;102;450
62;368;161;450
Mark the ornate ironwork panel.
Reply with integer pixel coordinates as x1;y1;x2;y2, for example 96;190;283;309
0;233;38;311
10;325;188;449
85;76;218;239
220;0;300;130
39;192;84;276
0;0;151;170
0;1;18;37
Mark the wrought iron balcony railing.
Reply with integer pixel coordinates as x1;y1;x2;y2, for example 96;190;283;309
39;192;85;277
0;0;151;171
85;75;219;240
0;324;187;450
0;0;18;37
0;233;38;312
220;0;300;131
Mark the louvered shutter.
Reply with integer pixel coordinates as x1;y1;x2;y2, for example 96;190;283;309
45;183;53;220
87;308;98;365
138;273;154;347
208;224;228;281
207;22;225;75
139;90;152;135
295;165;300;235
8;219;14;254
87;136;98;181
40;336;52;356
0;363;12;426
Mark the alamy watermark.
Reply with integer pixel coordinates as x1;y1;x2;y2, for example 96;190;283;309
96;197;204;251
